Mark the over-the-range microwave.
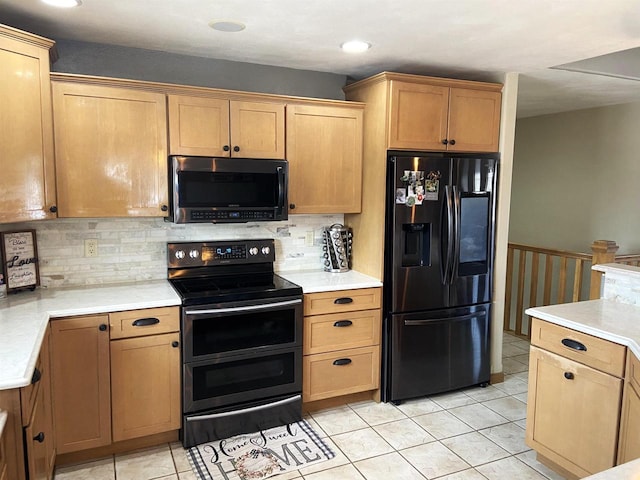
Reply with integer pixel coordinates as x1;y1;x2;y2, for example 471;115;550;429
167;155;288;223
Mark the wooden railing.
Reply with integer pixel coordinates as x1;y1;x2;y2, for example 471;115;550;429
504;240;640;338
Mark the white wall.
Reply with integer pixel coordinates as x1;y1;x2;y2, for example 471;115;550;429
510;101;640;254
0;215;343;288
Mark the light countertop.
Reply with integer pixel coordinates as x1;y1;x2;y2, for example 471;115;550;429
0;271;381;391
278;269;382;293
525;299;640;358
0;280;181;390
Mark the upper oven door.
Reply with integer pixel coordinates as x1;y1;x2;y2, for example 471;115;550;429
169;156;288;223
182;296;303;363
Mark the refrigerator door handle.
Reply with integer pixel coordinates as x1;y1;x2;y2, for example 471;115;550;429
452;185;462;284
444;185;455;284
404;309;487;326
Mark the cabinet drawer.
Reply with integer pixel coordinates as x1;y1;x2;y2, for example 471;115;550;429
303;288;381;316
530;318;626;377
304;309;381;355
303;346;380;402
109;307;179;339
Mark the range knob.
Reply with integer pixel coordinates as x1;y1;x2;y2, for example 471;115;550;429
175;250;185;260
249;247;259;256
261;246;271;255
189;249;200;259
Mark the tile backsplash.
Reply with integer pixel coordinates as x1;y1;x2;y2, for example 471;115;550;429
0;215;343;288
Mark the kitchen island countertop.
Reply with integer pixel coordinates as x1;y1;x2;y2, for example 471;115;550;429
525;298;640;359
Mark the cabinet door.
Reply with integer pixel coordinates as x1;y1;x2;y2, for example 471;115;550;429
52;82;168;217
286;104;363;214
50;316;111;454
618;382;640;464
447;88;501;152
230;101;285;159
24;380;54;480
387;80;449;150
111;332;181;442
526;346;622;477
0;31;56;223
168;95;230;157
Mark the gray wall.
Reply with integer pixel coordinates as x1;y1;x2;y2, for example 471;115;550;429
53;39;348;100
509;101;640;254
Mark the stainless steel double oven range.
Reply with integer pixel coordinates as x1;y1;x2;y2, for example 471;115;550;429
167;239;303;448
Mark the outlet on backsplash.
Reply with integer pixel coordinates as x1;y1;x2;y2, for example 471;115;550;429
84;239;98;257
305;230;314;246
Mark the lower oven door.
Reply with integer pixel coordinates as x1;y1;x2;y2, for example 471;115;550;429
184;346;302;413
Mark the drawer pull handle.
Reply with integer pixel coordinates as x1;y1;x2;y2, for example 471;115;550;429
132;317;160;327
31;368;41;385
334;297;353;305
333;358;352;366
561;338;587;352
333;320;353;327
564;372;575;380
33;432;45;443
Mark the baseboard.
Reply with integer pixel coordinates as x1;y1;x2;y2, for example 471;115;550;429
55;430;179;466
303;389;379;412
490;371;505;384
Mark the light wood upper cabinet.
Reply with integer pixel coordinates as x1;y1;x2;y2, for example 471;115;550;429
388;80;501;152
388;81;449;151
52;81;169;217
448;87;502;152
286;104;363;214
0;25;57;223
168;95;285;159
50;315;111;454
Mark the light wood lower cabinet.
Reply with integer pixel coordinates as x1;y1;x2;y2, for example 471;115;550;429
302;288;381;403
618;352;640;464
50;307;180;455
526;318;625;477
111;332;181;442
50;315;111;454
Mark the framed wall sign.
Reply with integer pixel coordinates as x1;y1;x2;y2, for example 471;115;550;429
1;229;40;292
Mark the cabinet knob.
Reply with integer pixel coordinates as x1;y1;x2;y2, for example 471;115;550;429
441;139;448;145
49;205;58;213
564;372;574;380
31;368;42;385
449;139;456;146
172;341;179;348
33;432;45;443
161;205;168;212
289;203;296;210
223;145;230;152
233;146;240;152
99;324;108;331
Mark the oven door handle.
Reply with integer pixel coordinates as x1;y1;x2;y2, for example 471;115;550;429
185;394;302;421
185;299;302;316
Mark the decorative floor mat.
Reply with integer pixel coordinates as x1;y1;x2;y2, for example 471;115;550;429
187;420;335;480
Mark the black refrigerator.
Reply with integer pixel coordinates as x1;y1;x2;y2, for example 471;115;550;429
383;152;498;403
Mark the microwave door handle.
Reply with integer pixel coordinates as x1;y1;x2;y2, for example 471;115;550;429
277;166;285;214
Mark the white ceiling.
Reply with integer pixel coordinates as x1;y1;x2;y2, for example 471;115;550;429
4;0;640;118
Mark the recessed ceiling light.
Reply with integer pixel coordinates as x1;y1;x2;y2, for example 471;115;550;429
41;0;81;7
209;21;246;33
340;40;371;53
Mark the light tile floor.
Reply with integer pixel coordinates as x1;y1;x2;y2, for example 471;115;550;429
54;332;567;480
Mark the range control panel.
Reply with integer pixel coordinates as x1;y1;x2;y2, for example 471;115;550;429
168;239;276;268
